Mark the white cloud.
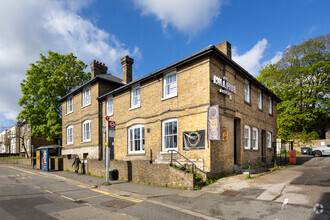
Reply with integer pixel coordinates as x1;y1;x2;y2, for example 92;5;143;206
0;0;140;123
262;51;283;66
133;0;223;35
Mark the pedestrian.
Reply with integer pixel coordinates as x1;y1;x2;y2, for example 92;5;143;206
72;155;81;174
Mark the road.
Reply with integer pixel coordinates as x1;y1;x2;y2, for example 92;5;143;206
0;156;329;219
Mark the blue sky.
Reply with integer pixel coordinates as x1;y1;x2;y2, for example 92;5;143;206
0;0;329;132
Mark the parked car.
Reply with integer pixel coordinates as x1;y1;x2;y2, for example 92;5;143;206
312;144;330;157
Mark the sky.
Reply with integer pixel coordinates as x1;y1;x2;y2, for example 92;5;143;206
0;0;329;132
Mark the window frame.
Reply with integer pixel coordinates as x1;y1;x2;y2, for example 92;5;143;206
252;127;258;150
258;90;262;110
82;120;91;142
267;131;272;148
269;96;273;115
162;118;178;152
82;87;91;107
163;71;177;100
244;82;250;103
130;84;141;109
67;96;73;114
128;124;145;154
67;125;74;145
244;125;251;150
106;95;113;116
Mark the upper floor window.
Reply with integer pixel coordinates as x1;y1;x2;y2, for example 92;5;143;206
82;87;91;107
128;124;145;154
163;72;177;99
67;97;73;114
244;125;251;149
252;127;258;150
131;85;140;109
267;131;272;148
162;119;178;151
269;97;273;115
67;125;73;145
26;139;30;152
244;81;250;103
106;96;113;116
82;120;91;142
258;90;262;110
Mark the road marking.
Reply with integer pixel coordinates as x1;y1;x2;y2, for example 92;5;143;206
44;190;53;194
77;185;88;188
91;189;144;203
5;166;43;176
60;195;76;201
75;194;105;201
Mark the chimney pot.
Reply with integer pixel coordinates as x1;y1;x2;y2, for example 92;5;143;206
120;56;134;84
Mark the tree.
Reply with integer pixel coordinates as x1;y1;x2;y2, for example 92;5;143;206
18;51;90;140
257;34;330;143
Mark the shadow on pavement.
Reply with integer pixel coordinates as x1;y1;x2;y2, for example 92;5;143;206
313;192;330;220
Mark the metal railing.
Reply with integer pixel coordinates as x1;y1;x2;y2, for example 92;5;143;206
168;150;200;174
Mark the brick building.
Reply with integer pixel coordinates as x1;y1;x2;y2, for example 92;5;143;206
60;60;125;160
62;41;280;176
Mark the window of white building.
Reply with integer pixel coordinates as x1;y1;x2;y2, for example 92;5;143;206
128;125;145;154
258;90;262;110
26;139;30;152
252;127;258;150
82;87;91;107
131;85;140;109
244;125;251;149
267;131;272;148
244;81;250;103
67;97;73;114
82;120;91;142
162;119;178;151
106;96;113;116
67;125;74;145
269;97;273;115
163;72;177;99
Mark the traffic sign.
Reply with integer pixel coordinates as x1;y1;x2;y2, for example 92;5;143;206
108;121;116;129
105;116;110;121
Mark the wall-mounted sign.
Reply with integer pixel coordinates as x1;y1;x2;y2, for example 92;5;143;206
221;127;228;142
42;149;49;171
208;105;220;140
183;130;205;150
213;75;236;100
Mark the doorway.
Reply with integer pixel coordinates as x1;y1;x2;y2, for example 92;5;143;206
234;118;241;165
261;130;266;162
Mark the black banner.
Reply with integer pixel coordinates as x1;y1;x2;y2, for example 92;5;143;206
183;130;205;150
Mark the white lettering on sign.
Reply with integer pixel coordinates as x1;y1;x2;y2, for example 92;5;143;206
213;75;236;100
108;121;116;129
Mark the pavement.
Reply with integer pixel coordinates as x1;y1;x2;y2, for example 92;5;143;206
6;155;330;219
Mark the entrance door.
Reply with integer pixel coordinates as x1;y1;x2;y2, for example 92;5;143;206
234;118;240;165
261;130;266;162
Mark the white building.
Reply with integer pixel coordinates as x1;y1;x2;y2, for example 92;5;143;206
0;130;7;153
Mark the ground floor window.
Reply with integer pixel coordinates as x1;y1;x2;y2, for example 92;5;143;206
252;127;258;150
128;124;145;153
244;125;251;149
267;131;272;148
162;119;178;151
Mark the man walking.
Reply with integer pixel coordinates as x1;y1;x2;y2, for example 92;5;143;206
72;155;81;174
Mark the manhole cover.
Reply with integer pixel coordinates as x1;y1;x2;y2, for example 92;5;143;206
221;190;240;196
101;200;135;209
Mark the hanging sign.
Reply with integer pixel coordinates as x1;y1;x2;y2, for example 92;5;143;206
213;75;236;100
208;105;220;140
183;130;205;150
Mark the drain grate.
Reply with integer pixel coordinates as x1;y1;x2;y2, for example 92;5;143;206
220;190;240;196
101;200;135;209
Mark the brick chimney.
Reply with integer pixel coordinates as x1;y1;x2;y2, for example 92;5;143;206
216;41;232;59
120;56;134;84
90;60;108;78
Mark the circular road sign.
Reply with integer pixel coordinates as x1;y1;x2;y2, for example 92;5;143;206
109;121;116;129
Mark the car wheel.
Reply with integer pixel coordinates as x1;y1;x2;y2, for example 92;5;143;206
313;151;322;157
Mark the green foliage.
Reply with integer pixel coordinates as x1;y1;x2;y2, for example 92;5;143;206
205;172;228;185
258;34;330;142
64;169;72;172
18;51;90;140
245;174;251;180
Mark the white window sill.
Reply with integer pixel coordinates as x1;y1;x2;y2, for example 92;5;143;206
81;103;91;109
127;152;146;156
81;140;91;143
66;143;73;146
106;113;113;117
160;150;178;155
66;111;73;116
129;105;141;111
161;94;177;101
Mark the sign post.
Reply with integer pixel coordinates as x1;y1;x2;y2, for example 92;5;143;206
105;116;115;184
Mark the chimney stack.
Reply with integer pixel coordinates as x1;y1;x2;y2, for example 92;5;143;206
90;60;108;78
216;41;232;59
120;56;134;84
